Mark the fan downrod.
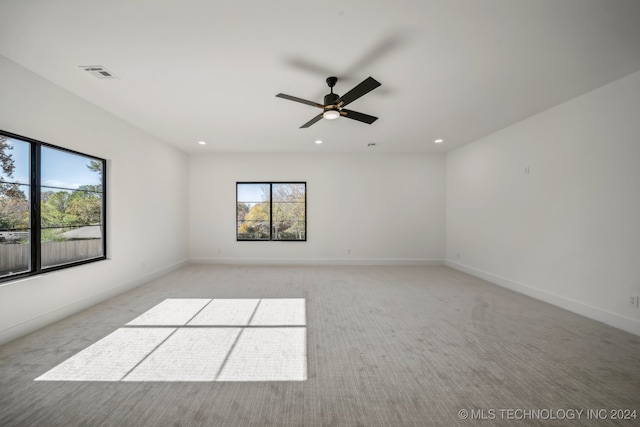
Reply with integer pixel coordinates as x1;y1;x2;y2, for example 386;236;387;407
324;76;340;105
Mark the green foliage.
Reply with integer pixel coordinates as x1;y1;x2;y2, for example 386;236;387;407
238;202;270;238
41;188;102;228
237;202;250;221
68;186;102;225
39;164;103;241
1;135;19;200
87;160;103;178
0;191;29;230
0;136;14;177
41;228;67;242
0;137;29;232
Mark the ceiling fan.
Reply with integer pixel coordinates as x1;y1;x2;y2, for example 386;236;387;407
276;76;381;128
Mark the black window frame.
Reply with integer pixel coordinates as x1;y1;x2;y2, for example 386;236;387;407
0;129;107;283
236;181;306;242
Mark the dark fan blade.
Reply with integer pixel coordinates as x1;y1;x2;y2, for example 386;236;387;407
340;109;378;124
335;76;381;107
300;113;324;128
276;93;324;108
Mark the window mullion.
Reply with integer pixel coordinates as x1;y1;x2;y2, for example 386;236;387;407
269;184;273;241
101;159;107;259
30;142;42;273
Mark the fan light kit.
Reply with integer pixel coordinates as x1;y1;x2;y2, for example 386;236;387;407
276;76;381;128
323;110;340;120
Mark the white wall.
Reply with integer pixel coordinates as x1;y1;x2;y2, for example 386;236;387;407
0;56;190;345
190;153;445;264
446;70;640;335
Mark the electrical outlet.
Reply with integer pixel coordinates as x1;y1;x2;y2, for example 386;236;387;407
629;295;639;308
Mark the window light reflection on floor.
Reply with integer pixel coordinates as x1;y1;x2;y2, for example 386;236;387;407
126;298;211;326
35;298;307;382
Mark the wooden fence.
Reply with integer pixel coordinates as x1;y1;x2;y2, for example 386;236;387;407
0;240;103;275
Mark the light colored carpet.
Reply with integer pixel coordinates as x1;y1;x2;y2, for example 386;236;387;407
1;264;639;426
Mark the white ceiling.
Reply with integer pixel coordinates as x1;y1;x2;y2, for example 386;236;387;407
1;0;640;154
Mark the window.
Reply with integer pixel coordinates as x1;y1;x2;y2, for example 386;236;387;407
236;182;306;241
0;130;106;282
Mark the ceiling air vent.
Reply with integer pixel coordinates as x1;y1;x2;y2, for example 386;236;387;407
79;65;118;79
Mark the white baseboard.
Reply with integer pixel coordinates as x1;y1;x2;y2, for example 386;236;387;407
190;258;445;266
446;260;640;336
0;259;189;346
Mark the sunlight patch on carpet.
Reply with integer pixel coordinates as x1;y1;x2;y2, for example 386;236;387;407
35;328;175;381
188;298;259;326
123;328;241;381
35;298;307;382
126;298;211;326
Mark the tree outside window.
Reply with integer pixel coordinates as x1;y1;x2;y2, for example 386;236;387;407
237;182;306;241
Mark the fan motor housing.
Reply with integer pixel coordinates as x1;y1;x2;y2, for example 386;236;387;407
324;92;339;106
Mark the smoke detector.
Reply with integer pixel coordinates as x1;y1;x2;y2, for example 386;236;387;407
79;65;118;79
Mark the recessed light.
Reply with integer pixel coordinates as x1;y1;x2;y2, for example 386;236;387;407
198;141;206;145
434;139;444;144
315;140;322;144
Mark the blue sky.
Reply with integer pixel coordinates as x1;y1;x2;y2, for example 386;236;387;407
1;138;102;190
237;183;269;204
237;183;305;205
